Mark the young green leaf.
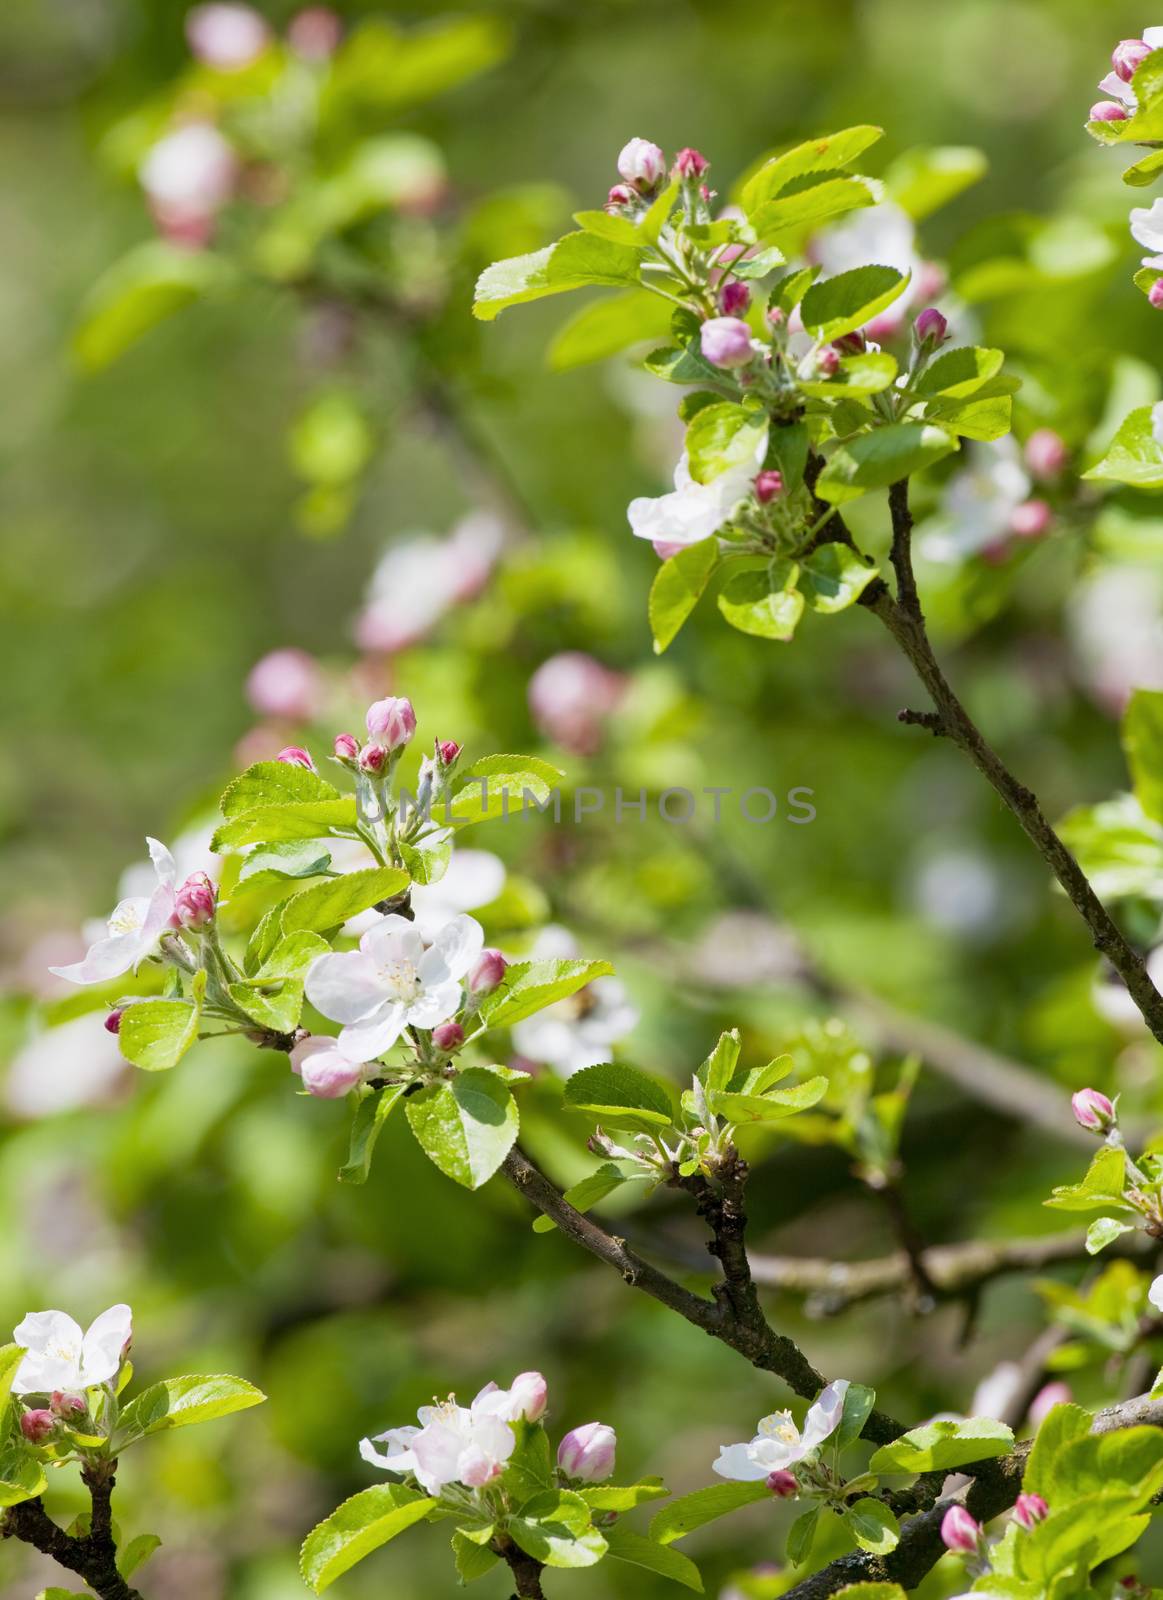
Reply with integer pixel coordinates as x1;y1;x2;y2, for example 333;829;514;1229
837;1383;878;1448
816;423;958;504
845;1498;899;1555
717;559;804;641
799;545;879;613
446;755;562;826
685;403;768;486
750;177;881;241
340;1083;410;1185
883;145;988;220
473;233;645;321
604;1525;703;1591
1125;689;1163;825
300;1485;437;1592
549;290;674;371
119;970;206;1072
507;1489;607;1568
800;266;909;340
118;1533;162;1580
649;538;721;653
220;761;340;818
212;798;358;851
0;1449;48;1508
741;126;883;213
237;841;333;882
649;1480;771;1544
116;1374;265;1447
1086;1215;1136;1254
478;958;614;1028
912;345;1005;399
533;1163;633;1233
786;1504;820;1565
74;241;233;371
279;867;410;934
868;1417;1013;1475
580;1478;668;1511
699;1029;742;1095
799;350;899;398
1083;407;1163;490
405;1069;520;1189
1044;1146;1128;1213
563;1062;675;1133
708;1075;828;1123
451;1529;499;1583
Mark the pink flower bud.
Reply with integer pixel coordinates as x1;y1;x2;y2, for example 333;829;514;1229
617;138;667;192
766;1469;798;1498
606;184;636;212
1013;1492;1048;1531
358;742;388;775
700;316;753;369
815;346;841;378
509;1370;549;1421
1150;279;1163;310
833;332;866;355
435;739;462;767
674;147;709;180
1010;499;1052;540
1091;101;1129;122
174;872;216;930
719;280;751;317
914;307;949;347
287;7;343;60
1072;1087;1115;1132
20;1409;56;1445
365;696;417;751
940;1505;980;1554
51;1391;88;1420
333;732;359;764
104;1008;123;1035
245;647;322;722
185;4;270;71
557;1421;616;1482
1114;38;1154;83
1028;1381;1072;1427
291;1036;366;1099
767;305;786;329
140;124;237;246
432;1021;465;1052
277;746;316;772
1024;428;1069;480
469;949;507;995
754;470;784;504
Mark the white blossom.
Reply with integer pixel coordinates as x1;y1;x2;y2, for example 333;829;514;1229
360;1379;534;1493
627;442;765;551
13;1304;132;1395
919;438;1031;563
713;1381;849;1481
1131;197;1163;269
355;513;504;654
50;839;177;986
1098;29;1163;110
510;927;638;1078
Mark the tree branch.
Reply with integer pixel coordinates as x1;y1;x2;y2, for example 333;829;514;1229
501;1146;904;1446
496;1537;546;1598
2;1465;142;1600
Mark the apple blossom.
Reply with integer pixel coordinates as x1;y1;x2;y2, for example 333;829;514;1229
139;124;236;244
474;1370;548;1423
290;1034;369;1098
754;470;784;504
435;739;462;767
1013;1492;1048;1531
13;1304;133;1395
361;1385;520;1493
1071;1087;1115;1132
528;651;624;755
1114;38;1155;82
51;1391;88;1420
7;1012;128;1119
606;184;636;212
766;1469;798;1497
1024;428;1069;480
277;745;316;771
511;927;639;1077
617;138;666;191
245;647;323;721
628;437;767;552
921;438;1031;563
700;316;753;369
674;147;708;179
1091;101;1129;122
719;280;751;317
366;695;417;752
1150;1274;1163;1314
49;838;177;985
333;732;359;764
1097;29;1163;110
174;871;217;929
941;1504;981;1554
406;850;506;942
288;6;342;60
20;1409;56;1444
431;1021;465;1052
914;306;949;347
1130;198;1163;267
185;4;271;71
358;741;389;774
468;947;507;994
713;1381;849;1481
1010;499;1052;539
557;1421;616;1482
305;913;484;1058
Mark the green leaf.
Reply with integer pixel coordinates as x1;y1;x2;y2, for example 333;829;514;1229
212;798;358;851
731;247;787;281
786;1505;820;1565
405;1069;519;1189
504;1420;555;1503
699;1029;741;1095
838;1383;878;1448
563;1062;675;1133
229;931;328;1032
845;1498;899;1555
238;841;333;882
709;1075;828;1122
324;16;509;117
650;1481;771;1544
884;145;988;220
0;1345;29;1427
1125;689;1163;824
869;1417;1013;1475
799;545;879;613
478;958;615;1028
35;1591;90;1599
116;1374;265;1448
751;177;881;241
533;1163;632;1233
118;1533;162;1579
1086;1216;1136;1254
580;1478;668;1511
399;831;453;886
741;126;884;213
119;971;206;1072
300;1484;437;1593
279;867;409;934
769;266;821;316
0;1449;48;1507
685;403;768;486
549;290;674;371
649;538;721;653
473;233;644;320
221;761;340;818
340;1083;409;1184
1124;148;1163;186
446;755;562;826
1044;1146;1128;1213
74;242;232;371
913;345;1005;399
508;1489;607;1569
604;1526;703;1590
1023;1403;1094;1500
923;391;1013;442
816;423;958;504
1084;406;1163;490
717;558;804;640
452;1529;499;1583
644;342;722;386
800;266;909;340
799;350;899;398
572;208;647;244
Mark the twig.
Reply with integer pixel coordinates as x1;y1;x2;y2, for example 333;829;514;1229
496;1537;546;1598
2;1464;142;1600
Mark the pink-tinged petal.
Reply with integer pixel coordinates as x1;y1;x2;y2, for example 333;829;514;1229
1098;70;1137;104
713;1442;769;1481
79;1304;132;1386
147;837;177;890
338;1002;406;1059
49;931;139;986
457;1445;503;1487
801;1380;849;1451
360;916;425;967
424;914;485;983
140;881;177;947
404;981;462;1030
305;951;385;1024
411;1419;467;1494
360;1426;420;1473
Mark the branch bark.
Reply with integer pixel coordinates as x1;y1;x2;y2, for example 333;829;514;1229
2;1465;142;1600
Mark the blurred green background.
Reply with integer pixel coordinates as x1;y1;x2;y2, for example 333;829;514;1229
2;0;1163;1594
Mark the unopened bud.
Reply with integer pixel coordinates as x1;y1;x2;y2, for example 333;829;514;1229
469;948;507;994
617;138;666;192
1010;499;1052;540
291;1035;365;1099
1013;1492;1048;1531
277;746;316;771
508;1370;549;1421
766;305;786;329
432;1021;465;1053
333;732;360;765
914;307;949;348
606;184;636;212
674;147;709;180
940;1505;981;1554
20;1409;56;1445
700;316;753;369
1150;279;1163;310
174;872;216;930
1024;428;1069;480
50;1391;88;1421
754;470;784;504
435;739;462;768
104;1008;123;1035
365;695;416;751
811;346;841;379
358;742;388;775
833;331;866;355
766;1469;798;1498
1114;38;1154;83
719;280;751;317
1090;101;1129;122
1071;1087;1115;1133
557;1422;616;1482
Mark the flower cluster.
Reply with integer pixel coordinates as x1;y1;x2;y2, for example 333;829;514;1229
713;1380;849;1503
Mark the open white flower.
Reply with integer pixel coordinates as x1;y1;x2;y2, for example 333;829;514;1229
713;1381;849;1481
49;839;177;985
1131;197;1163;268
360;1383;518;1493
510;927;638;1078
13;1304;132;1395
920;438;1030;563
305;913;483;1058
628;444;764;550
1149;1275;1163;1315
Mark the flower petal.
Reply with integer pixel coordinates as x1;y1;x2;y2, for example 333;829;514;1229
338;1001;406;1059
800;1379;849;1452
712;1443;769;1482
305;951;385;1024
80;1304;133;1386
48;933;138;987
360;916;424;967
147;837;177;890
424;914;485;983
12;1310;84;1395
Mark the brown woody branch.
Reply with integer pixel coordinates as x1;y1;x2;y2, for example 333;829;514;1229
2;1463;142;1600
